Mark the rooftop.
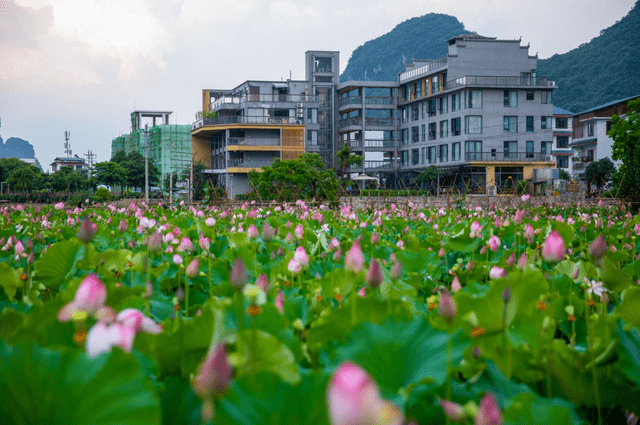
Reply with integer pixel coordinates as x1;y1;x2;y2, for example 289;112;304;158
553;106;574;115
574;94;640;116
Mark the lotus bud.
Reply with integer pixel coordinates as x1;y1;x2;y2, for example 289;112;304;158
371;232;379;245
506;252;516;267
488;235;500;252
489;266;507;280
57;274;107;321
78;217;97;244
358;287;366;297
277;246;284;257
26;238;33;251
365;259;383;288
262;222;275;242
502;286;512;303
517;253;527;270
588;234;607;260
451;276;462;293
285;232;294;244
118;219;127;233
146;231;162;252
475;392;502;425
294;224;304;239
247;224;259;239
391;261;402;281
173;254;183;266
473;346;482;358
186;258;199;278
333;247;342;262
541;230;565;262
439;399;465;423
294;246;309;266
438;290;456;323
193;343;231;398
344;241;365;273
275;288;284;315
230;257;249;289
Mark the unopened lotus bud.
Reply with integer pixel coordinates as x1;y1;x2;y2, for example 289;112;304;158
542;231;565;262
589;234;607;260
506;252;516;267
186;258;199;278
438;290;456;323
146;231;162;252
78;217;97;244
365;259;383;288
371;232;379;245
475;392;502;425
193;343;231;398
451;276;462;293
345;242;364;274
502;286;512;303
256;274;269;293
230;257;248;289
262;222;275;242
391;261;402;281
118;219;127;233
26;238;33;251
473;346;482;358
439;399;465;423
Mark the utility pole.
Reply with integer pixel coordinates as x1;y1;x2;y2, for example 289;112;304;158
144;124;149;203
85;149;97;178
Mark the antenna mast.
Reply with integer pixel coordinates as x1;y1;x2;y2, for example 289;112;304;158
64;130;71;157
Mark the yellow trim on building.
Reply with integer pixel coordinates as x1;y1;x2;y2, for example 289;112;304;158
227;145;282;152
227;167;264;174
192;124;304;136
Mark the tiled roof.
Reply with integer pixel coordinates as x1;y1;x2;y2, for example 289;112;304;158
574;94;640;116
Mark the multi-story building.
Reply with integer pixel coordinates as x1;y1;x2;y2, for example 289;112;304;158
570;95;639;179
112;111;192;186
50;155;87;172
194;37;561;198
551;106;574;175
192;51;340;198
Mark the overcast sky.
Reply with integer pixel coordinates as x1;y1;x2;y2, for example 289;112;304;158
0;0;635;172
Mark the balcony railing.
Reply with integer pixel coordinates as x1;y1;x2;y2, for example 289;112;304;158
339;96;362;107
399;57;448;81
210;93;318;110
227;159;274;168
573;163;587;171
465;152;550;162
193;116;304;129
227;138;280;147
365;96;395;105
349;139;396;149
445;75;555;91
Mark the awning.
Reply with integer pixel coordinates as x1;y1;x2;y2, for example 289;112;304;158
272;83;288;89
353;174;379;181
551;151;573;156
569;138;597;148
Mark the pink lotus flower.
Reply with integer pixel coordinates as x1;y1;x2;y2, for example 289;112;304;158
451;276;462;293
345;242;365;274
589;234;607;259
358;287;366;297
173;254;183;266
247;224;259;239
58;274;107;321
470;221;483;238
78;217;97;243
199;233;210;251
275;289;284;315
288;257;302;274
488;235;500;252
178;237;194;252
230;257;249;289
438;290;456;323
475;392;503;425
205;217;216;227
327;361;403;425
524;224;534;242
329;237;340;251
371;232;379;245
506;252;516;267
294;224;304;239
489;267;507;280
439;399;465;423
54;202;65;210
118;219;127;233
521;194;530;202
186;258;199;278
116;308;163;334
391;261;402;281
193;343;231;398
294;246;309;266
366;259;383;288
86;321;135;357
262;222;276;241
517;253;528;269
541;231;565;262
256;274;269;293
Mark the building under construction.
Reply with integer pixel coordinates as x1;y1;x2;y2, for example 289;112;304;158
111;111;192;187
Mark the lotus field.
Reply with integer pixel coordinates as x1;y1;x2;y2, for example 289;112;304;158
2;199;640;425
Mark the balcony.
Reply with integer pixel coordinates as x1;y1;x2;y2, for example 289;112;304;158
399;57;448;82
210;93;318;111
339;96;362;107
338;117;395;130
445;75;555;91
465;152;553;162
193;116;304;130
227;138;280;147
227;159;274;168
573;163;587;172
349;139;396;149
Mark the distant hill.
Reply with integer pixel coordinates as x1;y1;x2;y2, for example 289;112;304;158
340;14;473;82
0;136;36;159
527;1;640;113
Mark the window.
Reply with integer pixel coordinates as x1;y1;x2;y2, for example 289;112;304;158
526;116;534;132
557;136;568;148
465;116;483;134
526;141;534;158
421;124;426;142
439;96;448;114
422;147;426;164
429;123;437;140
428;99;437;117
452;142;461;161
465;90;482;109
496;167;523;190
541;116;552;129
411;83;417;100
412;148;419;165
451;117;461;136
431;75;439;94
314;56;333;72
439;144;448;162
541;141;551;155
314;76;333;83
541;91;551;104
503;116;518;133
557;157;568;169
587;149;594;161
504;90;518;107
606;121;612;134
411;104;419;121
504;141;517;158
307;108;318;124
415;81;422;99
526;90;534;101
465;141;482;161
587;122;594;137
422;102;427;119
440;120;448;138
428;146;437;164
452;93;461;111
401;129;408;145
556;117;568;129
401;150;408;166
411;126;419;143
402;107;408;124
307;130;317;145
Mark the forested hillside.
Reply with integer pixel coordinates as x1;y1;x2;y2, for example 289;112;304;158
340;14;472;82
537;0;640;113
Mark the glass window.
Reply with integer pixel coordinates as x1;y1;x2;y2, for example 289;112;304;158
465;90;482;109
452;142;461;161
440;120;448;138
429;123;437;140
526;116;534;132
404;85;410;102
402;107;408;124
557;157;568;168
587;122;594;136
412;148;419;165
541;141;551;154
504;141;517;158
428;146;437;164
452;93;461;111
314;56;333;73
541;116;552;129
439;96;448;114
495;166;523;190
465;141;482;161
451;117;461;136
439;144;448;162
526;141;534;158
411;104;419;121
504;90;518;107
422;147;426;164
416;81;422;99
556;117;568;128
557;136;568;148
411;126;419;143
526;90;534;101
429;99;437;117
503;116;518;133
541;91;550;104
421;124;426;142
422;102;427;119
431;75;439;94
402;128;409;145
465;116;482;134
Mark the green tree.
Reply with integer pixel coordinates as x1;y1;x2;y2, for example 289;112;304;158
111;150;128;164
93;161;126;189
50;166;90;192
6;165;48;192
248;153;339;202
585;157;616;193
119;151;160;191
414;165;442;190
611;99;640;204
336;144;364;182
559;169;571;180
0;158;30;183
